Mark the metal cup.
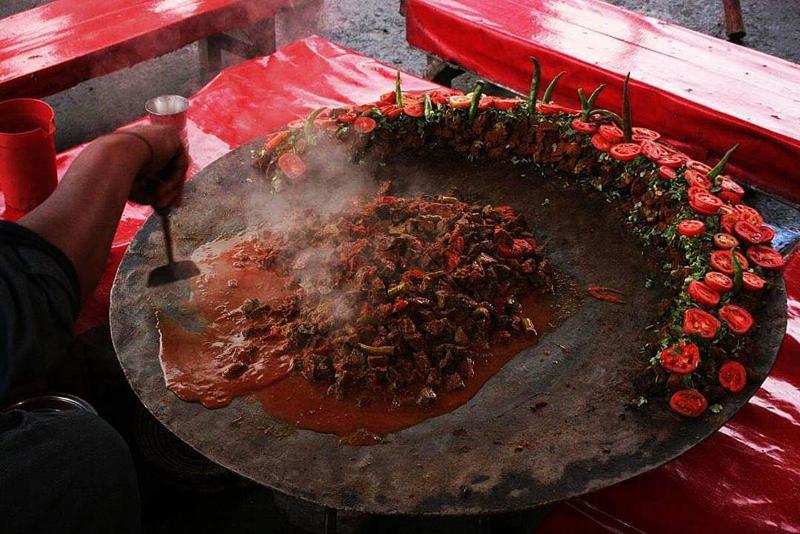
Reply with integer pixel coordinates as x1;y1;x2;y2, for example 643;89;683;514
145;95;189;138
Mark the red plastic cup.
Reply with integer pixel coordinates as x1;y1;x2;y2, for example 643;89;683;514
0;98;58;213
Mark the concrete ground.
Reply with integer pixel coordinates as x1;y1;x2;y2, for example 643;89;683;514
3;1;800;150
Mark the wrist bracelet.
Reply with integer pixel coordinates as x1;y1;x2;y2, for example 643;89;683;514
110;130;154;167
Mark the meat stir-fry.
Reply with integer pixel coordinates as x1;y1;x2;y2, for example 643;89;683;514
225;195;553;407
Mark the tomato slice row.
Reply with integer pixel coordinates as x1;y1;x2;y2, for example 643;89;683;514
713;233;738;249
733;220;775;244
591;133;612;152
747;246;784;269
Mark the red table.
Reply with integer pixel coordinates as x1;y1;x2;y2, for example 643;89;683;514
406;0;800;205
2;36;798;532
0;0;292;99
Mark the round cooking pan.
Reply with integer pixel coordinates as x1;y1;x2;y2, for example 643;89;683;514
110;139;787;515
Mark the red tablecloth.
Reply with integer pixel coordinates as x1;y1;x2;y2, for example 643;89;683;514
406;0;800;205
2;35;798;532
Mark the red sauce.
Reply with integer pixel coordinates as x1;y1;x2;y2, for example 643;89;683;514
159;232;560;443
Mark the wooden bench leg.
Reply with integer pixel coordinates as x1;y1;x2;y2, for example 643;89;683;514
424;56;463;87
199;35;223;71
242;17;276;57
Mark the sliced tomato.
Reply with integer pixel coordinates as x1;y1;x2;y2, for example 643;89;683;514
670;389;708;417
598;124;624;144
677;219;705;237
314;117;339;130
287;118;305;129
719;304;754;335
379;91;397;104
263;130;290;153
689;191;723;215
721;213;739;233
687;185;705;201
536;102;578;115
378;105;403;119
713;233;739;249
337;111;357;124
733;204;764;225
686;160;712;174
710;249;749;274
403;103;425;117
658;165;677;180
428;91;450;106
657;153;688;169
734;220;775;244
659;342;700;374
477;96;496;110
742;271;766;291
747;246;785;270
719;176;745;204
493;97;523;110
632;127;660;142
704;271;733;293
448;95;473;109
684;169;712;189
354;116;378;134
641;140;671;161
688;280;721;307
718;361;747;393
683;308;721;339
591;133;612;152
277;152;306;181
609;143;642;161
571;118;598;134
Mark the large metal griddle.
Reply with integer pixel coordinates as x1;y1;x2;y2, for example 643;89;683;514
110;139;787;515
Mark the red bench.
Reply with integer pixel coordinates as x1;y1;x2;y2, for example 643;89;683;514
0;0;310;99
405;0;800;204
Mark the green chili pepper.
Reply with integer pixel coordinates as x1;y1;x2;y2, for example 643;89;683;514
591;109;625;130
622;72;633;142
528;56;541;114
424;93;434;122
732;246;743;293
467;80;485;123
542;71;566;104
579;84;606;121
304;107;326;144
357;343;395;356
707;144;739;181
395;70;404;107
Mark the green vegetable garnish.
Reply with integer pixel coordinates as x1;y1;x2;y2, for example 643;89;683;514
528;56;541;114
542;71;565;103
424;93;434;122
395;70;404;107
707;144;739;181
467;80;485;123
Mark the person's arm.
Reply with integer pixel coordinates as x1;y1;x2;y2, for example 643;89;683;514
18;125;188;301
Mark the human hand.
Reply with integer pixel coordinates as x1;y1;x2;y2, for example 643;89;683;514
114;125;189;209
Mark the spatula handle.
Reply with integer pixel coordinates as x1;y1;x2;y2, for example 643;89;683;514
156;207;175;265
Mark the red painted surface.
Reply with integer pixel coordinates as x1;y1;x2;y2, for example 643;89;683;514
0;0;289;99
406;0;800;204
1;35;798;531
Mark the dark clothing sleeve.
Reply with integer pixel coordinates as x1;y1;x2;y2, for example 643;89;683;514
0;220;81;405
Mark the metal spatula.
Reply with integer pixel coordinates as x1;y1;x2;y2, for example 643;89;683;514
147;208;199;287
